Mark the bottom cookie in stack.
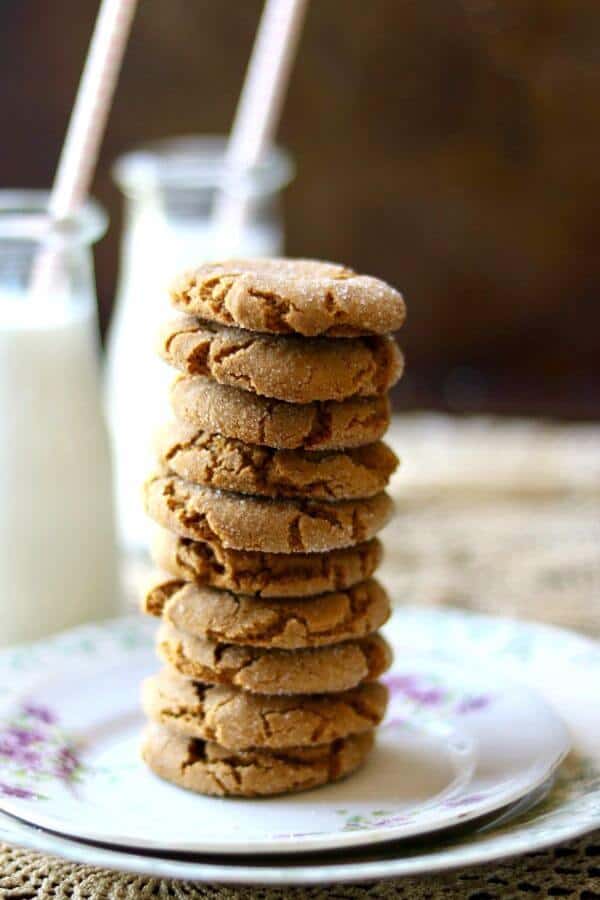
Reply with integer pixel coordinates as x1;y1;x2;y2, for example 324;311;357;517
140;574;391;796
142;726;375;798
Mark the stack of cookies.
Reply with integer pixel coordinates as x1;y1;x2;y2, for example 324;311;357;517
141;258;406;797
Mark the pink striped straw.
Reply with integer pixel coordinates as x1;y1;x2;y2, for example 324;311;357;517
31;0;138;293
212;0;309;251
50;0;138;220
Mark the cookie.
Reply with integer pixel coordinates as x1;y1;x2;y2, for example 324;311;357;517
158;317;403;403
156;623;392;694
144;473;393;553
143;576;390;648
142;725;373;797
170;376;390;450
142;669;388;750
170;258;406;337
156;425;398;500
151;529;383;598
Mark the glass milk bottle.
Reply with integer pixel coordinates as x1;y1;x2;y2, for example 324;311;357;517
106;136;294;551
0;192;119;646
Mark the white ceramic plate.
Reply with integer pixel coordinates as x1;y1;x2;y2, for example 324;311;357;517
0;607;598;884
0;610;570;856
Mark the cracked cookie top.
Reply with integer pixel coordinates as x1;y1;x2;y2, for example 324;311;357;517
170;375;391;450
151;529;383;598
155;424;399;501
142;725;374;797
170;258;406;337
158;316;403;403
156;623;392;695
142;668;388;750
143;576;390;648
144;472;393;553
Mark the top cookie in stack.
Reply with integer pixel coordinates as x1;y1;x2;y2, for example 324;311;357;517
141;258;405;798
169;258;405;337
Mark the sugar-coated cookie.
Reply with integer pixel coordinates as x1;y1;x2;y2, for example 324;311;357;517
142;668;388;750
170;376;391;450
159;317;402;403
156;425;398;501
156;623;392;694
144;473;393;553
142;725;374;797
143;576;390;648
170;258;405;337
151;530;383;598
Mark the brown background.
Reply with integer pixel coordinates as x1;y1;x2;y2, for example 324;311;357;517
2;0;599;418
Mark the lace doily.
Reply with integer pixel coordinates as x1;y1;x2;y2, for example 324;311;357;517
0;834;599;898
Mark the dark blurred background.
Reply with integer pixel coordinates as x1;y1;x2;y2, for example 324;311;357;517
2;0;599;418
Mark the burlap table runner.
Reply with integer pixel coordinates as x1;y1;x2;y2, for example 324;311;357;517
2;415;599;897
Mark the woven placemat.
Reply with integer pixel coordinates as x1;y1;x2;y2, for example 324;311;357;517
1;833;599;897
2;415;600;896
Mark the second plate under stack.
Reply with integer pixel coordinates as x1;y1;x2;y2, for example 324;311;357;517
140;257;406;797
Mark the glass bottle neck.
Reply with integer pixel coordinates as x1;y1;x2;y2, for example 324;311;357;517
0;192;106;325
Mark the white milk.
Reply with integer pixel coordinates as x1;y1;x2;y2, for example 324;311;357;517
105;211;282;550
0;292;119;646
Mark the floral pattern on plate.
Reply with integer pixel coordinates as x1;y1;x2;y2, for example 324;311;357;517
0;613;572;855
0;703;84;800
0;607;596;881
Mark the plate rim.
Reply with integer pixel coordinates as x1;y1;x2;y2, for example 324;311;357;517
0;615;572;856
0;605;598;883
0;716;571;857
0;792;597;887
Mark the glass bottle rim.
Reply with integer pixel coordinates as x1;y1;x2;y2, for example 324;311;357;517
113;134;294;198
0;190;107;246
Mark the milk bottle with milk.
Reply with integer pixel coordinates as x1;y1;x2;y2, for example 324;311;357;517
106;137;293;551
0;193;119;646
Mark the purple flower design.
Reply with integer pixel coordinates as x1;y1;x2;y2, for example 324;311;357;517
383;715;408;729
5;726;45;746
384;673;494;721
0;744;42;770
444;792;487;807
0;703;83;800
370;814;411;828
21;704;56;725
54;746;79;780
0;726;44;771
455;694;491;714
384;674;447;707
0;782;38;800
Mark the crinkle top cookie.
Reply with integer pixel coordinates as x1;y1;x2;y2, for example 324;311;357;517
170;258;406;337
158;316;403;403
